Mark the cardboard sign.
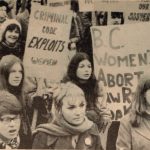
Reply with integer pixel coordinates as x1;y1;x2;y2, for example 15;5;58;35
23;5;73;82
91;23;150;120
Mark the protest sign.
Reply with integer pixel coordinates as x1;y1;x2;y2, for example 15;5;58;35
23;4;73;82
94;0;150;12
78;0;94;12
47;0;71;12
91;23;150;120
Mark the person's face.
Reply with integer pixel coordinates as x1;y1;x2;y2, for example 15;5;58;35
0;7;7;23
0;114;21;140
145;89;150;106
5;28;20;45
8;63;23;87
99;12;106;25
76;59;92;80
111;17;122;25
61;95;86;125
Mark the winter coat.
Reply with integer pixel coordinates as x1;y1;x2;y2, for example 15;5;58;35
116;114;150;150
32;124;103;150
0;42;23;60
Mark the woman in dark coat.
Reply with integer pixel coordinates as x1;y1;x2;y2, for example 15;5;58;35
32;82;103;149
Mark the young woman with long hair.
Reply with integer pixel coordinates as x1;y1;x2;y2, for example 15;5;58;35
62;52;111;131
0;54;32;148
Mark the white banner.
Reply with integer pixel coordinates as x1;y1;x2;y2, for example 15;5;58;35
94;0;150;12
23;5;73;82
91;23;150;120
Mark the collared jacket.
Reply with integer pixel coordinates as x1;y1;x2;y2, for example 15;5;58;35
116;114;150;150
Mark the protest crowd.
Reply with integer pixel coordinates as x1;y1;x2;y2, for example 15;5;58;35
0;0;149;150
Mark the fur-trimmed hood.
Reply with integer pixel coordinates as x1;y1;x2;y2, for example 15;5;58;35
0;19;22;42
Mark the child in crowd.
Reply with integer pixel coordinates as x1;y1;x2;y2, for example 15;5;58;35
62;52;111;132
0;19;23;59
0;90;24;149
32;82;103;150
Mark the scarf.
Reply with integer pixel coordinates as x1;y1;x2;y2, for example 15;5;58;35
36;115;93;136
1;41;19;50
0;136;20;149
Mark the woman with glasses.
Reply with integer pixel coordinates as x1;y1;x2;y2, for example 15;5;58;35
0;55;32;148
0;91;24;149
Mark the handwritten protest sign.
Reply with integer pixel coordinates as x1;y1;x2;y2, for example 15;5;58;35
23;4;73;82
91;23;150;120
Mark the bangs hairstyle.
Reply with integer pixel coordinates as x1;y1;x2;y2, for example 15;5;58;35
0;55;24;91
53;82;86;113
0;91;22;117
111;12;124;24
2;24;21;42
130;75;150;127
67;52;93;82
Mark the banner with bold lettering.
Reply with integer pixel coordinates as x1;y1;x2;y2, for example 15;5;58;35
91;23;150;120
23;5;73;81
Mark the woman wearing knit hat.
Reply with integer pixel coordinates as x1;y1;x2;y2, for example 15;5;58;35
0;54;32;148
0;19;23;60
0;90;23;149
32;82;103;149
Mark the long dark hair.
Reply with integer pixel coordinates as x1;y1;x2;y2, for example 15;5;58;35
111;12;124;24
0;55;24;98
130;75;150;127
0;55;32;147
63;52;99;109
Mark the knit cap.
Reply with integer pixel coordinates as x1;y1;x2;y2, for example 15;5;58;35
0;90;22;116
0;19;22;41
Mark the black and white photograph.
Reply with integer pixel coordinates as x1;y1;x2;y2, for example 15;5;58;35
0;0;150;149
